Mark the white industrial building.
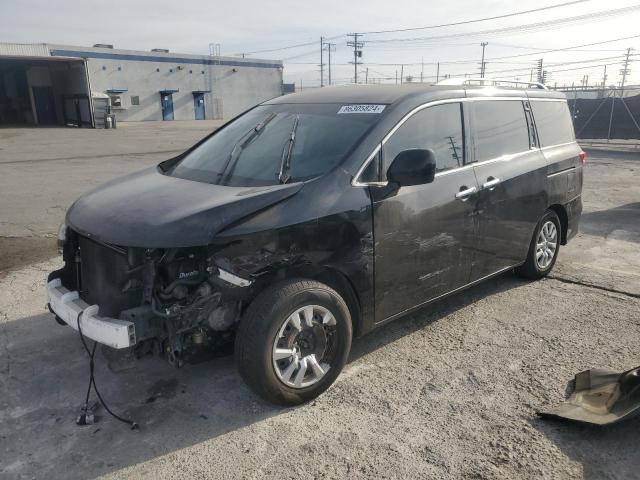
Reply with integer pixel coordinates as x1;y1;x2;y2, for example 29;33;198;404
0;42;283;127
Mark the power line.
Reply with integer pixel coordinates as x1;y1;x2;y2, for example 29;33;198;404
358;0;589;35
239;34;343;56
240;40;318;56
281;48;320;61
486;34;640;61
364;5;640;45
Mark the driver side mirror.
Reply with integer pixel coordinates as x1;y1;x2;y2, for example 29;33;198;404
387;148;436;187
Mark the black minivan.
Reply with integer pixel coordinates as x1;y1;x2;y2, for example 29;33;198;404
48;82;583;405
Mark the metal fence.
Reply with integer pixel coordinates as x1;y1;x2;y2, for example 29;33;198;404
563;86;640;140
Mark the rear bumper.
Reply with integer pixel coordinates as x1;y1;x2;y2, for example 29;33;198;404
47;278;136;349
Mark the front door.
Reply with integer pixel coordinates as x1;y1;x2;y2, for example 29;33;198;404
193;93;205;120
372;102;478;323
32;86;57;125
161;93;174;121
467;100;548;280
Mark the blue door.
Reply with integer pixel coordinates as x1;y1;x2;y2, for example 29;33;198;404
161;93;174;121
193;93;205;120
32;87;57;125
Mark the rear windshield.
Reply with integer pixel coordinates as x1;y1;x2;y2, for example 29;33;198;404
530;100;575;147
168;103;381;186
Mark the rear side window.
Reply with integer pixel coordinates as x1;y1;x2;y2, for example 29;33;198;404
383;103;464;175
530;100;575;147
471;100;530;162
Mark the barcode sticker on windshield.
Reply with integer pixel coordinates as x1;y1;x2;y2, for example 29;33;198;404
338;104;386;114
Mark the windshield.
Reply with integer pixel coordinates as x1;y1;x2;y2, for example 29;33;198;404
168;103;381;186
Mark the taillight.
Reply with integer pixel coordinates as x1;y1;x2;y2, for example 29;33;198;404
579;151;586;164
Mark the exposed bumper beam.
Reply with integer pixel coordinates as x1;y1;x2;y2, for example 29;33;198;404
47;279;136;349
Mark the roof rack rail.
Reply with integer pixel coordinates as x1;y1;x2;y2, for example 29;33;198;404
436;77;548;90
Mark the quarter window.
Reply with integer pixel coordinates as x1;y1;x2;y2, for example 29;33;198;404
530;100;575;147
383;103;464;176
471;100;530;162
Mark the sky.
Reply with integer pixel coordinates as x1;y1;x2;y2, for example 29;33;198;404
2;0;640;88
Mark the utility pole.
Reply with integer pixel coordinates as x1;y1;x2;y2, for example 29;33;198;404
395;70;398;84
537;59;544;84
365;68;369;84
608;47;634;141
400;64;404;84
436;62;440;82
324;42;335;86
347;33;363;84
320;36;324;87
480;42;488;78
620;47;633;93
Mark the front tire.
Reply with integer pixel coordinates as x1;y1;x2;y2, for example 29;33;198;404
516;210;561;279
235;279;352;406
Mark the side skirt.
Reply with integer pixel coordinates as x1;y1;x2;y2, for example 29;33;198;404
373;263;523;328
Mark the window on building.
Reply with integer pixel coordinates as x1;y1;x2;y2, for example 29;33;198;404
530;100;576;147
109;95;123;108
130;96;140;106
471;100;530;162
382;103;464;175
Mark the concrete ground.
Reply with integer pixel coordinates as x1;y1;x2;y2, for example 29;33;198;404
0;121;223;238
0;124;639;480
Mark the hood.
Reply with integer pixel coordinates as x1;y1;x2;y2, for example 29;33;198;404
66;166;303;248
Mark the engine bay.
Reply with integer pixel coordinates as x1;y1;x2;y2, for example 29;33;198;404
51;227;250;370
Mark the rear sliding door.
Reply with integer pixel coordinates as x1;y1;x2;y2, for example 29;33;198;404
468;99;548;280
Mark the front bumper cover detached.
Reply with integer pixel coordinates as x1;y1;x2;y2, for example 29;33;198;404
47;279;136;349
540;366;640;425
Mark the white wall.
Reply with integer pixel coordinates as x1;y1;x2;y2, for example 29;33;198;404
53;47;284;122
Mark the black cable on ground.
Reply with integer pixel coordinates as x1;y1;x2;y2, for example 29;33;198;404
76;311;139;430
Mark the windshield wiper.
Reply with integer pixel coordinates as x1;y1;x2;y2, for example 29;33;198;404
217;113;276;184
278;115;300;184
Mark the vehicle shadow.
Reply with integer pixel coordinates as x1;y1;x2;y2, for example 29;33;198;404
0;272;527;479
579;202;640;242
530;414;640;479
349;272;528;363
0;312;282;479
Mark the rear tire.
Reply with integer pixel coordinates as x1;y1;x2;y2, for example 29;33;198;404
235;279;352;406
516;210;561;280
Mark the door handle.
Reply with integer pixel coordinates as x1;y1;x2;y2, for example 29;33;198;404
455;186;477;200
482;177;501;189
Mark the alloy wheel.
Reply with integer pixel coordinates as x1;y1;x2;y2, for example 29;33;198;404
272;305;337;388
535;220;558;270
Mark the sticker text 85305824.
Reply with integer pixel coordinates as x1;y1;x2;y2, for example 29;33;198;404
337;104;386;114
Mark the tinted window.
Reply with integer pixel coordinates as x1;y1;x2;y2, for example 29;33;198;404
530;100;575;147
471;100;530;161
383;103;464;175
169;104;379;186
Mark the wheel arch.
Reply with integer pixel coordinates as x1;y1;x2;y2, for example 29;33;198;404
548;203;569;244
253;265;363;337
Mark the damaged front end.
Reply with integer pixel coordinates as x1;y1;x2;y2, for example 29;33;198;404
48;227;253;371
